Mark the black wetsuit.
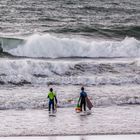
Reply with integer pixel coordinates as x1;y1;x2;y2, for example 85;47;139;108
79;91;87;111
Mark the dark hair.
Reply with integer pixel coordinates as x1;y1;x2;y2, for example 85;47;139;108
81;87;84;91
50;88;53;92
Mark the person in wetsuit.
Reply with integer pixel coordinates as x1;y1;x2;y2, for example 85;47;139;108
48;88;57;112
78;87;87;111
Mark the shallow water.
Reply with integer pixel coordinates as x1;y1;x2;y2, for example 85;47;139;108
0;84;140;136
0;84;140;109
0;106;139;136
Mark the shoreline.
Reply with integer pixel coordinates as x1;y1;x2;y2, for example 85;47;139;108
1;132;140;137
0;135;140;140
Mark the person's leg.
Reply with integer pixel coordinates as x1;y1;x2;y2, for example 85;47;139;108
52;101;54;111
84;100;86;111
80;100;83;111
49;101;51;111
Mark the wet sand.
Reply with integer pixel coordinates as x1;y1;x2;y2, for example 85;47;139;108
0;135;140;140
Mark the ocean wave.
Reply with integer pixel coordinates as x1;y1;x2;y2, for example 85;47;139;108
5;34;140;58
96;96;140;107
0;37;24;50
45;25;140;39
0;59;140;86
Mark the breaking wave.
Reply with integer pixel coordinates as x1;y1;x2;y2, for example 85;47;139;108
4;34;140;58
0;59;140;86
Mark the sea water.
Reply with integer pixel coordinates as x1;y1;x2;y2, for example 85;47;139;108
0;0;140;136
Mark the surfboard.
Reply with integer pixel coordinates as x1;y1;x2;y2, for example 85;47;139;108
86;97;93;110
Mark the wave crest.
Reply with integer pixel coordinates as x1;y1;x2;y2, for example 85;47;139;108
7;34;140;58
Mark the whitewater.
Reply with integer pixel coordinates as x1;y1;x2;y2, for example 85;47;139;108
0;0;140;137
0;33;140;136
4;34;140;58
0;85;140;136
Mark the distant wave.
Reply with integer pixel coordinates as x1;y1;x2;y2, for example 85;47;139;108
52;25;140;39
5;34;140;58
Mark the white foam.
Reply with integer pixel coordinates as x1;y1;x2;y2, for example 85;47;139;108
8;34;140;58
0;59;140;86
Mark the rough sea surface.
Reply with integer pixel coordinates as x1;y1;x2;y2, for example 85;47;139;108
0;0;140;39
0;0;140;136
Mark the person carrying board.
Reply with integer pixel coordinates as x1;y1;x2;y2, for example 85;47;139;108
77;87;93;112
78;87;87;112
48;88;57;113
